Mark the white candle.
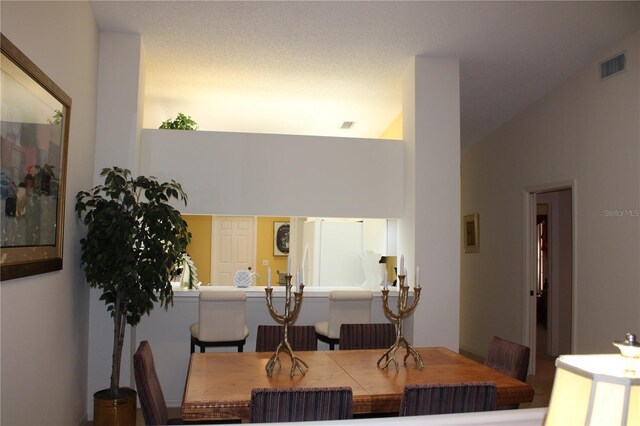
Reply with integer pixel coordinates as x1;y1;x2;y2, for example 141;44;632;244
399;255;404;276
267;267;271;288
415;266;420;288
287;256;291;275
298;267;302;286
383;270;388;288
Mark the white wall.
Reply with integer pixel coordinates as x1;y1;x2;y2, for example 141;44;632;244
94;32;145;180
460;32;640;357
140;129;404;218
401;57;461;351
0;1;98;425
556;189;572;356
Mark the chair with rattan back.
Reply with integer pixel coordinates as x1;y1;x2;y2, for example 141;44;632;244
338;323;396;350
250;386;353;423
255;325;318;352
399;382;497;416
484;335;530;409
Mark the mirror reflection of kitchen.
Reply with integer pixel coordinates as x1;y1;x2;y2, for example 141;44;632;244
182;215;398;289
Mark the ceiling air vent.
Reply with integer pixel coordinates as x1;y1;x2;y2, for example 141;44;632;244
340;121;355;130
600;52;626;80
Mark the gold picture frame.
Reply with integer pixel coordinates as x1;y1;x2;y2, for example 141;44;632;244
1;34;71;280
463;213;479;253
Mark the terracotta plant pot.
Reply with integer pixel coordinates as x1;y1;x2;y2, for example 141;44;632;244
93;387;137;426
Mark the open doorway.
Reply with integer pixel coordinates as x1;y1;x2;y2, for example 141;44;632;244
537;190;573;359
525;186;574;375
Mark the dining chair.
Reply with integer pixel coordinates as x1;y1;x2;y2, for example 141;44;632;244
134;341;243;425
133;340;183;425
484;336;531;409
249;387;353;423
339;323;396;350
190;290;249;353
399;382;497;416
255;325;318;352
314;290;373;350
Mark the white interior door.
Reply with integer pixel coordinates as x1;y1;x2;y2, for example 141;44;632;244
212;216;255;285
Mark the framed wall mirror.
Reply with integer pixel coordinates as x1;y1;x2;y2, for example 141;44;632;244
1;33;71;280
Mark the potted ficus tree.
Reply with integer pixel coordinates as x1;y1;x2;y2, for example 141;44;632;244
76;167;191;425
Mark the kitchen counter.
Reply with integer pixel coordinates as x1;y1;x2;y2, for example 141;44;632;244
172;283;410;298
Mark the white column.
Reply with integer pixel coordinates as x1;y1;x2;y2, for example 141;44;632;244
400;56;460;351
88;31;146;418
94;32;145;182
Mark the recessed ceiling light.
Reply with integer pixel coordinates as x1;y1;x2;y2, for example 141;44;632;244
340;121;355;130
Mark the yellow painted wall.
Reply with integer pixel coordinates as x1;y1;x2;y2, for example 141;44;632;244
183;215;212;284
256;216;289;286
379;113;403;140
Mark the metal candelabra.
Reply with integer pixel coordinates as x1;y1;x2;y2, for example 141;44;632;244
264;274;307;377
378;274;423;371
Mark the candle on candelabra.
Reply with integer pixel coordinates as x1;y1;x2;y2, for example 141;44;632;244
263;262;308;377
415;266;420;288
287;256;291;275
377;266;424;371
383;270;388;288
399;255;404;276
267;267;271;288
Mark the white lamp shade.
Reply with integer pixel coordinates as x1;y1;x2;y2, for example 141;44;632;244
545;354;640;426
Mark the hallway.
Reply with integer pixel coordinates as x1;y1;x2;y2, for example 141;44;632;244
520;324;556;409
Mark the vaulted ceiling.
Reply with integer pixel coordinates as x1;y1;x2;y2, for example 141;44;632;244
91;1;640;148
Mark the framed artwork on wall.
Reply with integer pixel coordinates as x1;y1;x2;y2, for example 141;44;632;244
463;213;479;253
273;222;290;256
0;33;72;280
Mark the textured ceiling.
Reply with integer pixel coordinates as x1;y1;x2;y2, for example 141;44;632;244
90;1;640;148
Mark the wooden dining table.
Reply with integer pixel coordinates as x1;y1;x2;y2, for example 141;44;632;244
181;347;534;422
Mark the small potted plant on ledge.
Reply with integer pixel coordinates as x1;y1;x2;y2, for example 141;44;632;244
76;167;191;425
159;112;199;130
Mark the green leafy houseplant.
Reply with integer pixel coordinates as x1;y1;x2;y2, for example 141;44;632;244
159;112;199;130
175;251;199;290
76;167;191;397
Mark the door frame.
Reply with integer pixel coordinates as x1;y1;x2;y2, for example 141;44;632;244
522;180;578;373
